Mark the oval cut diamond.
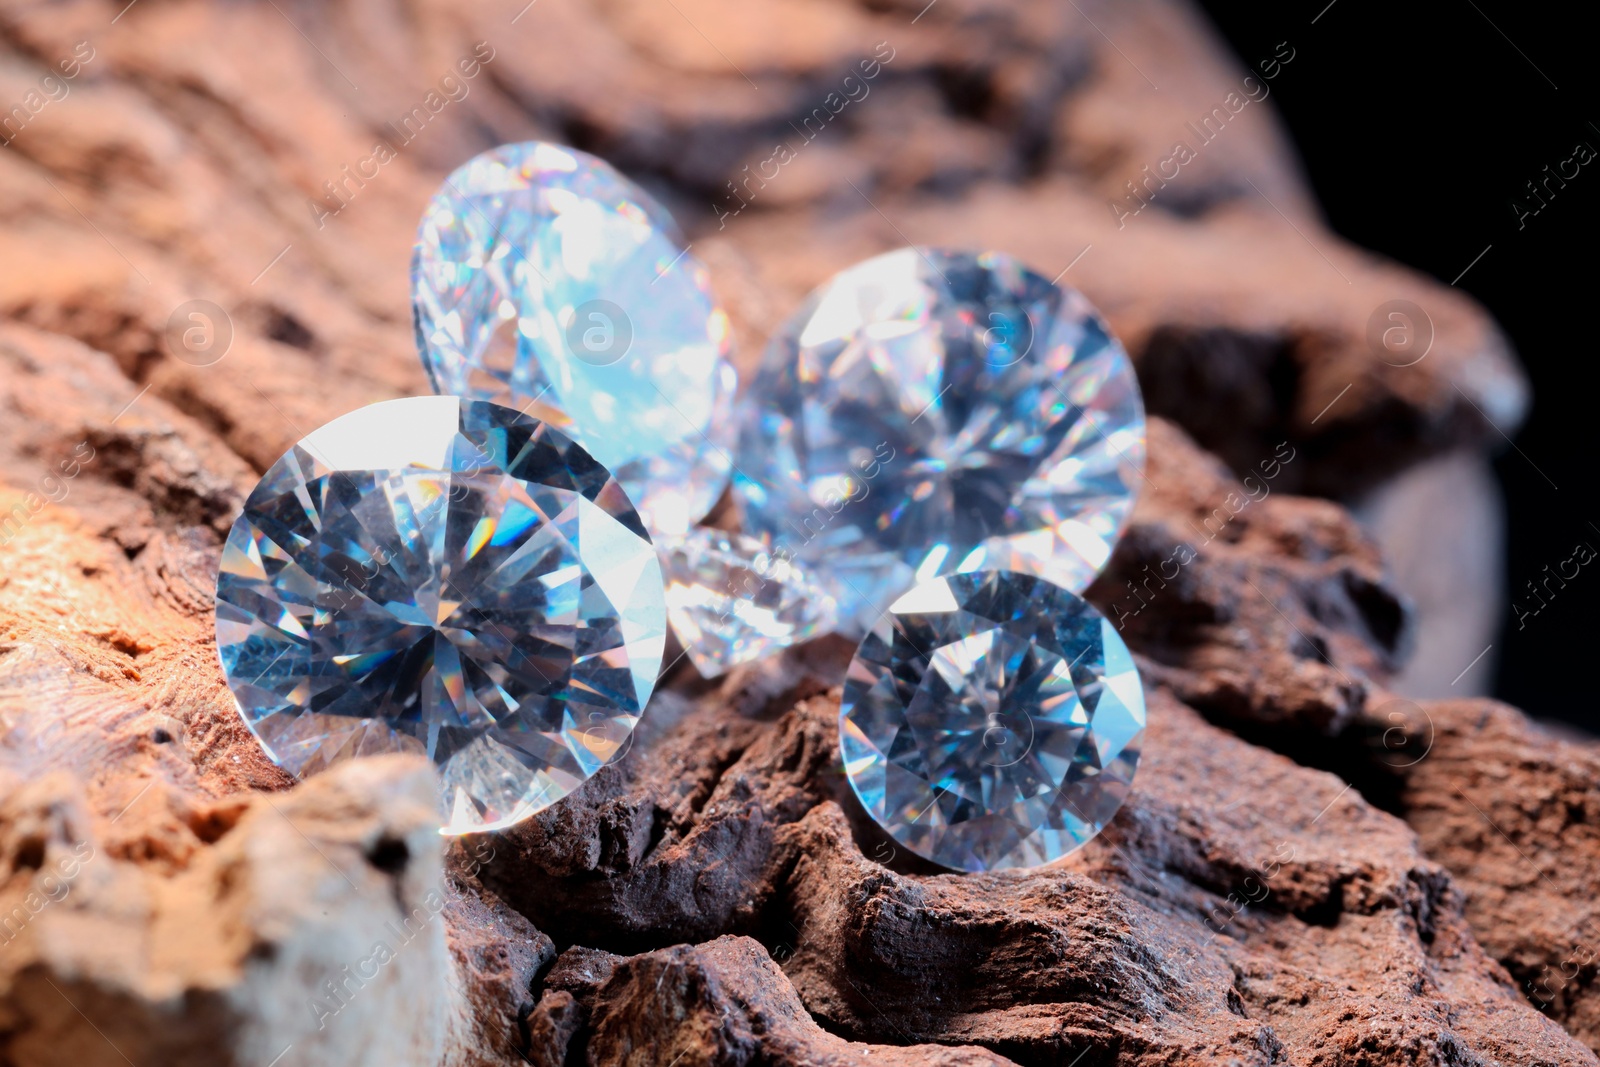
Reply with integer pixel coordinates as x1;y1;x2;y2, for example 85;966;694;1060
839;570;1144;871
734;248;1145;633
214;397;667;834
413;141;736;538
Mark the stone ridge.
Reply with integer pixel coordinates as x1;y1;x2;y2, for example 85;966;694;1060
1089;416;1404;738
0;0;1583;1062
468;679;1591;1066
0;318;1588;1063
1399;700;1600;1052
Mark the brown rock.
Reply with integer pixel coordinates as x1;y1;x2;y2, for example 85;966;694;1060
1393;699;1600;1052
734;693;1587;1065
441;869;557;1066
524;988;583;1066
0;0;1589;1064
1088;417;1403;738
582;936;1016;1066
475;685;836;951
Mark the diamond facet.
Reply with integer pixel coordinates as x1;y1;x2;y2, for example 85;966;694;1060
734;248;1145;633
214;396;667;834
413;141;737;538
659;527;838;678
839;570;1144;872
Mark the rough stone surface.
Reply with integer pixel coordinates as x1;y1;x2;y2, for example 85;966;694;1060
1087;417;1406;739
440;867;558;1065
0;0;1586;1065
580;936;1016;1066
1393;699;1600;1053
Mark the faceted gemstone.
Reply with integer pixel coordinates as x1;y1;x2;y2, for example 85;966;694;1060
734;247;1145;633
839;570;1144;871
412;140;737;538
659;527;838;678
214;396;667;834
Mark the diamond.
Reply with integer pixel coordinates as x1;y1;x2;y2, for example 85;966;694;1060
659;527;838;678
734;247;1145;633
214;396;667;834
839;570;1144;871
412;141;737;538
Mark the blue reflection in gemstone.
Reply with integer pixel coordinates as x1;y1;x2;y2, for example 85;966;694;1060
734;248;1145;633
215;396;667;833
412;141;736;538
839;570;1144;871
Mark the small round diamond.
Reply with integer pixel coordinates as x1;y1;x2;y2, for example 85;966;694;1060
412;141;736;538
734;248;1145;633
659;527;838;678
839;570;1144;871
214;396;667;834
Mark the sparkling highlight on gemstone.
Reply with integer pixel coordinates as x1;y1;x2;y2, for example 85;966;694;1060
214;396;667;834
734;247;1145;633
839;570;1144;872
659;527;838;678
413;141;736;537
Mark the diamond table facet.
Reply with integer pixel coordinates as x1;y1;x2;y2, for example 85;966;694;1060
839;570;1144;871
659;527;838;678
734;247;1145;634
214;396;667;834
413;141;737;538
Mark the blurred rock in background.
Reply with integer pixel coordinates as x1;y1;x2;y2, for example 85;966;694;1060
1;0;1593;1065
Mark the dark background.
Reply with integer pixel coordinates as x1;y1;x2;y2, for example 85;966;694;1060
1198;0;1596;728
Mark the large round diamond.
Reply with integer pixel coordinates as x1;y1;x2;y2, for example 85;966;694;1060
734;247;1145;633
412;141;736;538
839;570;1144;871
214;397;667;834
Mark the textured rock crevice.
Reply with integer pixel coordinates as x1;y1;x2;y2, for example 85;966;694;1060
0;0;1590;1064
463;677;1588;1064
